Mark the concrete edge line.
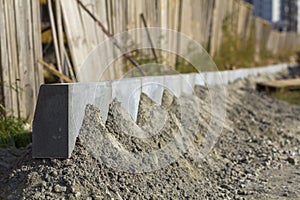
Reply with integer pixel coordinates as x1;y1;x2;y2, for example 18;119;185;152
32;63;292;158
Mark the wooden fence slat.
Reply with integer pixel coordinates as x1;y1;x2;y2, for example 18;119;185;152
24;0;37;119
61;0;90;78
0;0;11;110
210;0;227;56
31;0;44;92
95;0;111;80
79;0;98;51
31;0;44;119
14;0;27;118
4;0;19;116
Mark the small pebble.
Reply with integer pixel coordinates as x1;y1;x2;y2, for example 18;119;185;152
54;184;67;193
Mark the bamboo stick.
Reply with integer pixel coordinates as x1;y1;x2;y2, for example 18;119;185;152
47;0;63;82
55;0;66;75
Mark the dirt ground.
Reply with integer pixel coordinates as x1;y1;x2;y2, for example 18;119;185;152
0;69;299;199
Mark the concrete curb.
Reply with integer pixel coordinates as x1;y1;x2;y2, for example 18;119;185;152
32;63;293;158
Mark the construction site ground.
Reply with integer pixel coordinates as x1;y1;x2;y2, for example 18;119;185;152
0;69;299;199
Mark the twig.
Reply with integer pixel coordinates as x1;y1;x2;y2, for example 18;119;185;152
64;49;77;82
38;59;73;83
140;13;158;63
77;0;146;76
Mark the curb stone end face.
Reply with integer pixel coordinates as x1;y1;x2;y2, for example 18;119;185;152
32;84;70;158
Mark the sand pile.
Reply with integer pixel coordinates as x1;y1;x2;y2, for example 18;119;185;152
0;70;300;199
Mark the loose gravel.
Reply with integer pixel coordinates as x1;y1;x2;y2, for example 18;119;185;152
0;69;299;199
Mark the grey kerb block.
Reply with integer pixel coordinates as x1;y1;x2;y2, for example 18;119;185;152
32;63;291;158
33;84;69;158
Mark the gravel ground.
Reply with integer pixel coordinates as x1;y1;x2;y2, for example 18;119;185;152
0;69;299;199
